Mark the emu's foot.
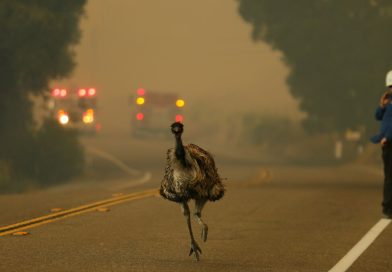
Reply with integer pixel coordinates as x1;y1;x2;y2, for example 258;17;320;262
189;240;202;261
201;224;208;242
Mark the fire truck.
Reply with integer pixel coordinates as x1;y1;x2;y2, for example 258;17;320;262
130;88;185;137
48;87;101;134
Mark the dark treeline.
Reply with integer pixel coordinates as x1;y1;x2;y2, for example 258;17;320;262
0;0;86;188
238;0;392;136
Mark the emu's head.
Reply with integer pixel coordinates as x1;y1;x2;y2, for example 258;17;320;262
171;122;184;135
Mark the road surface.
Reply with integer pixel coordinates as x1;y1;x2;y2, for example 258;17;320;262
0;133;390;271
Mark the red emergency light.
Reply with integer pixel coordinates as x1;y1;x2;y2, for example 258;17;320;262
137;88;145;96
88;88;96;96
52;88;67;97
78;88;96;97
175;114;183;122
136;113;144;121
78;89;86;97
52;88;60;96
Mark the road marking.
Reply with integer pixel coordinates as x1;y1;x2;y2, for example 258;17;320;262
86;146;141;176
329;218;391;272
109;172;152;191
0;188;159;237
85;146;152;189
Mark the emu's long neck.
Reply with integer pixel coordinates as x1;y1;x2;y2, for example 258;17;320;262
175;134;187;167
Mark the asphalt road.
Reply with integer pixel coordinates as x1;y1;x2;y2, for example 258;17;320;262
0;133;390;272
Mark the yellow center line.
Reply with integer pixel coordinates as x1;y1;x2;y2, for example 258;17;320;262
0;188;159;236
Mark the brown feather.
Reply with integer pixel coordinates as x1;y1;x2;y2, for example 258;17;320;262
160;143;225;203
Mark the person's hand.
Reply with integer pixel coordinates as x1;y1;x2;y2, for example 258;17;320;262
380;92;390;108
381;137;388;146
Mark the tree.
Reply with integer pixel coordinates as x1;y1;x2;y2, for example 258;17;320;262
238;0;392;134
0;0;86;182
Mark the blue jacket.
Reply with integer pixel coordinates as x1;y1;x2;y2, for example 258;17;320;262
371;104;392;143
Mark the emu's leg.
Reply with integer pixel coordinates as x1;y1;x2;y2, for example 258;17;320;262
181;202;202;261
194;198;208;242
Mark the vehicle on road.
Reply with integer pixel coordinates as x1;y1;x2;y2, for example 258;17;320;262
48;87;101;134
130;88;185;138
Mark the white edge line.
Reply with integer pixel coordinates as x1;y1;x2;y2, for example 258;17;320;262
86;146;141;176
85;146;152;188
329;218;391;272
110;172;152;191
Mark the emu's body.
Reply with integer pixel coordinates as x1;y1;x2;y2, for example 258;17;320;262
160;122;225;261
160;143;224;203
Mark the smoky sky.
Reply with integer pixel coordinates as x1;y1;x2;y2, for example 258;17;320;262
54;0;302;133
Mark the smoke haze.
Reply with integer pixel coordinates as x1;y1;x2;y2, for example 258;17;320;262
55;0;302;135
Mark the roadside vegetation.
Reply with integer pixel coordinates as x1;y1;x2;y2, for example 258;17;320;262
238;1;392;137
0;1;87;192
239;113;369;164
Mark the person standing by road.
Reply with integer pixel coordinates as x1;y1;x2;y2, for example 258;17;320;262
371;70;392;218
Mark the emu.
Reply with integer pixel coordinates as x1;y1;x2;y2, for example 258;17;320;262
160;122;225;261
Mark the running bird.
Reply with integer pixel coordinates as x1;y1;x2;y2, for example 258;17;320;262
160;122;225;261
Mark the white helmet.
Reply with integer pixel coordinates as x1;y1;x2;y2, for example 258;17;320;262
386;70;392;87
